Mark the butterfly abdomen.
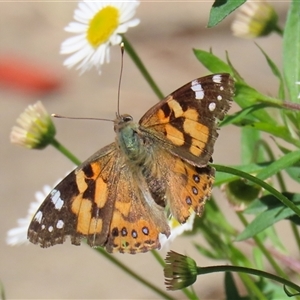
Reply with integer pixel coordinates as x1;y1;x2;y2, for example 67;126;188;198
116;116;168;210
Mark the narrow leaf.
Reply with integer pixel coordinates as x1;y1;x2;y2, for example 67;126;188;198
234;83;275;124
236;193;300;241
255;43;285;100
283;0;300;103
225;272;243;300
193;49;232;74
256;150;300;181
285;166;300;183
208;0;246;28
241;127;263;164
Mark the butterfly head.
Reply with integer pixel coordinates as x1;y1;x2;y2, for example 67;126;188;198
114;114;133;132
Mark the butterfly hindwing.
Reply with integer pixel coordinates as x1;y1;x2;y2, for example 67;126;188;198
105;163;170;253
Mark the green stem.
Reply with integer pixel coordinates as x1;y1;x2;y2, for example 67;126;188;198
213;164;300;216
256;140;287;192
50;138;81;165
237;213;287;279
198;205;264;298
95;248;175;300
151;249;165;267
0;280;5;300
197;265;300;296
122;35;165;100
274;24;284;36
291;222;300;252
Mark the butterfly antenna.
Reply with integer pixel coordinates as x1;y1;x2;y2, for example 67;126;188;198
51;114;114;123
116;42;125;118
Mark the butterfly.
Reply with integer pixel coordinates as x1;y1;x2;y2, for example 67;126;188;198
28;73;234;254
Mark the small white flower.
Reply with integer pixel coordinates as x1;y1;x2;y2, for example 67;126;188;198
231;0;279;39
60;0;140;74
6;185;51;246
160;213;195;250
6;171;73;246
10;101;56;149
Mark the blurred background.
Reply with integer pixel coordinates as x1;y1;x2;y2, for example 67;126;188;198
0;1;291;299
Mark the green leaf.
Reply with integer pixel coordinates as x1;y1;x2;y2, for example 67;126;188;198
234;120;294;143
285;166;300;183
208;0;246;28
228;244;252;268
221;103;274;127
256;150;300;181
264;227;286;252
255;43;285;100
283;0;300;103
234;83;275;124
194;243;220;260
193;49;232;74
241;127;264;164
225;272;244;300
253;247;264;270
236;193;300;241
257;278;288;300
245;198;271;215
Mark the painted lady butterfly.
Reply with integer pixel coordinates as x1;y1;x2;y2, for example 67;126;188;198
28;73;234;254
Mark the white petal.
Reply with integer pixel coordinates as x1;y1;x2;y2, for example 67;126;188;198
60;35;87;54
109;34;122;45
64;22;87;33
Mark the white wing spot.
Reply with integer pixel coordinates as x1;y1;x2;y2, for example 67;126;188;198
209;102;216;112
41;225;45;230
48;226;54;232
212;74;222;83
191;80;204;99
34;211;43;224
217;95;222;101
220;86;224;91
51;189;64;210
56;220;64;229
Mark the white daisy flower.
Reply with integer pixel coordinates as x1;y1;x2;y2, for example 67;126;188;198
6;185;51;246
231;0;279;39
160;213;196;250
60;0;140;74
6;172;73;246
10;101;56;149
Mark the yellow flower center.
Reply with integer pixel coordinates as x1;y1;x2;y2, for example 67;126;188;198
87;6;120;47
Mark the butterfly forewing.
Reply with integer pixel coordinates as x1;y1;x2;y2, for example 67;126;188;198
28;144;118;248
139;73;234;167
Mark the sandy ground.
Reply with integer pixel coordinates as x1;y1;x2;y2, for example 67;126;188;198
0;1;293;299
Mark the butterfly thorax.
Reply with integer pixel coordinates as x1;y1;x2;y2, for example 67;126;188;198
114;114;150;165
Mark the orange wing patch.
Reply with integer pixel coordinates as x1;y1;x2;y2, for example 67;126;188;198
105;166;170;254
162;153;215;224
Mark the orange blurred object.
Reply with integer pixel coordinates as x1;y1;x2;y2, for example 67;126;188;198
0;55;62;95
